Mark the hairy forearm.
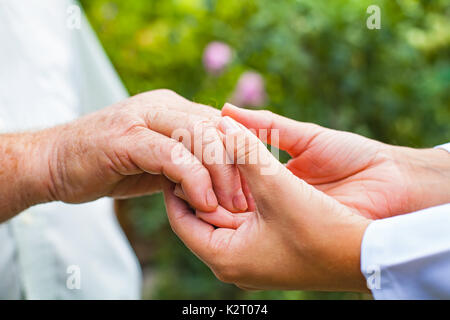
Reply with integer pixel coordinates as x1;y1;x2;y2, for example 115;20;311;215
0;130;54;222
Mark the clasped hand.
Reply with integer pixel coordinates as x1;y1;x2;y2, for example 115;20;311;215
163;102;450;292
14;89;447;292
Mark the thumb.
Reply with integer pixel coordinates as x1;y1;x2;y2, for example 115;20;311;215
222;103;323;157
218;116;300;210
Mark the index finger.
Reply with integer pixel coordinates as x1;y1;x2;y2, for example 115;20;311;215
222;103;324;157
142;105;247;212
163;182;215;261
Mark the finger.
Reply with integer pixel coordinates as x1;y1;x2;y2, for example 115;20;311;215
127;127;218;212
219;116;301;213
240;175;256;212
196;206;251;229
141;89;221;119
173;183;188;201
143;106;247;212
172;99;221;120
221;103;324;157
111;173;167;199
163;182;216;261
172;181;250;229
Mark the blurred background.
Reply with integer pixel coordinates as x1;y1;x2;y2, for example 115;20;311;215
79;0;450;299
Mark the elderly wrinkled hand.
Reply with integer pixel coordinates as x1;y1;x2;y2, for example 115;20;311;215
0;90;248;222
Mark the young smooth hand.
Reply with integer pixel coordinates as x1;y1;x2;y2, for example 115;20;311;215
222;104;450;219
163;116;371;291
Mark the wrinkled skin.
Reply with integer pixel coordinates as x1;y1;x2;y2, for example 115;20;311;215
0;89;249;222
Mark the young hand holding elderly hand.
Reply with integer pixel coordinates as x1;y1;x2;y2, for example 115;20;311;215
2;86;447;292
164;113;371;292
164;103;450;292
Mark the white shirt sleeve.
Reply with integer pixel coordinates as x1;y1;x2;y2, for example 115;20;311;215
361;203;450;299
435;142;450;154
360;142;450;299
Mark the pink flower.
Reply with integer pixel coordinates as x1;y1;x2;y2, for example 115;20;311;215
231;71;267;108
203;41;232;74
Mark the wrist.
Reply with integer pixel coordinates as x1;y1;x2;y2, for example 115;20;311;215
300;204;372;292
0;130;57;221
17;130;58;208
326;216;372;293
342;218;372;293
395;146;450;211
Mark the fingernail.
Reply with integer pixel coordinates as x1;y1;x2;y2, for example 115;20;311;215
206;188;218;208
219;116;241;134
232;189;248;211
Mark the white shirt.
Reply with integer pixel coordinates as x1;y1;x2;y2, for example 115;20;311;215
0;0;141;299
361;143;450;299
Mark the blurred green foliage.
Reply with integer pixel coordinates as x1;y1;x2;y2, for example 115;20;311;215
80;0;450;299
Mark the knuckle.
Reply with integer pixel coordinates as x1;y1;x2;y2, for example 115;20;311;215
146;108;162;122
135;89;181;110
147;88;177;98
188;162;208;178
201;127;221;147
167;140;191;163
192;118;216;133
257;109;274;118
308;123;323;133
235;135;259;163
208;115;222;126
192;120;224;156
167;139;184;152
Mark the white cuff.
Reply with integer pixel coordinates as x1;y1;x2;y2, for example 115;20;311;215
434;142;450;153
361;204;450;299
